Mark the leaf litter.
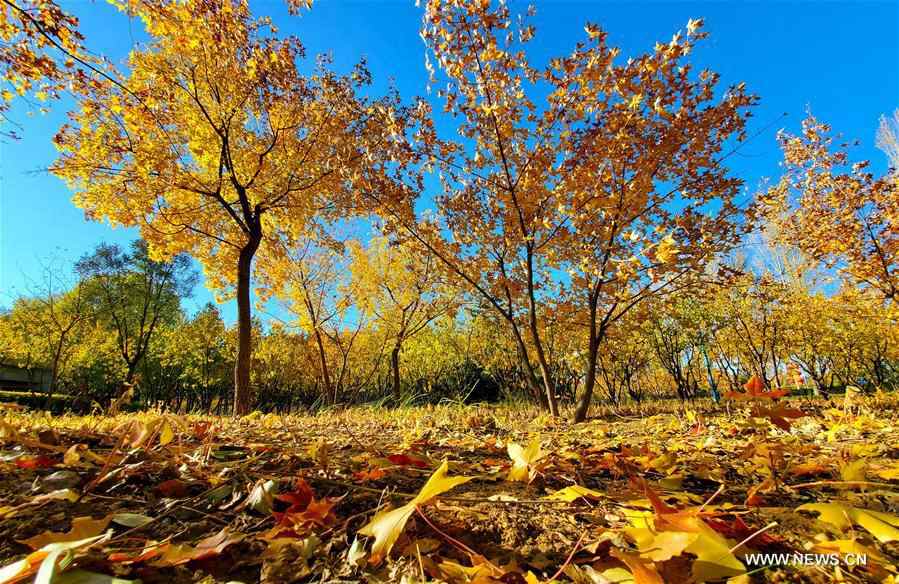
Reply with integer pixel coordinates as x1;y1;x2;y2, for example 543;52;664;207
0;394;898;583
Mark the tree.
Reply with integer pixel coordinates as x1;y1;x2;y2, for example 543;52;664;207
762;114;898;303
75;239;196;385
371;2;754;420
348;237;456;398
52;0;392;414
0;0;87;135
0;264;90;397
274;240;379;405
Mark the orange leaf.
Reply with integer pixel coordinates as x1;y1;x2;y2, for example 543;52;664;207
610;548;664;584
153;529;243;566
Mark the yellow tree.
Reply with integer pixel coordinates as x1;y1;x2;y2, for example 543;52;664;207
762;114;898;303
0;0;87;134
52;0;393;413
269;239;379;405
372;1;754;419
0;266;90;396
348;236;456;398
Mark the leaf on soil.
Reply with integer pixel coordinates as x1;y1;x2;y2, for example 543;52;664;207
358;459;471;563
20;515;114;550
507;436;544;482
798;503;899;542
111;513;154;528
545;485;605;502
152;529;243;566
0;531;111;584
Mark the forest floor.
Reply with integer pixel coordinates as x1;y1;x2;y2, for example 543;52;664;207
1;393;898;584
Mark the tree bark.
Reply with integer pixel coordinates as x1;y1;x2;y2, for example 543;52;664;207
390;340;402;398
574;301;599;423
233;233;261;416
312;327;334;405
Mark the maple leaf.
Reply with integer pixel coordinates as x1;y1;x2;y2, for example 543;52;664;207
156;478;188;498
274;478;313;513
750;403;805;431
610;548;664;584
628;479;746;581
266;478;337;539
725;375;789;400
358;460;471;564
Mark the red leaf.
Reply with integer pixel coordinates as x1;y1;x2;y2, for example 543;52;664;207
274;478;314;513
751;403;805;431
15;455;57;469
387;453;429;468
157;479;188;498
706;516;782;549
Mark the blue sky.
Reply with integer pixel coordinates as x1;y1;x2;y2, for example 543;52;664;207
1;0;896;321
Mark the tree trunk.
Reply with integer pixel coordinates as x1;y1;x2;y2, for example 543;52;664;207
312;328;334;405
574;303;599;423
391;341;402;398
233;234;261;416
508;323;546;407
524;250;559;417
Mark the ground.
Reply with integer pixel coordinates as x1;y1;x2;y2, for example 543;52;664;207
1;393;899;583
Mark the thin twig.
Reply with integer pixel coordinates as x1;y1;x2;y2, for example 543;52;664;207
547;531;587;583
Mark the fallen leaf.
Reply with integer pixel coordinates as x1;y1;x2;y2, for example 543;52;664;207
840;459;867;482
507;436;544;482
0;531;110;584
358;459;471;563
798;503;899;542
111;513;153;528
545;485;605;502
15;455;57;469
156;479;188;498
387;453;429;468
20;515;114;550
610;548;663;584
153;529;243;566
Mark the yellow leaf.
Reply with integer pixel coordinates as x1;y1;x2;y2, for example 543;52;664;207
799;503;899;543
358;460;471;563
655;233;678;263
683;521;745;582
507;436;543;482
628;93;644;111
159;420;174;446
625;528;698;562
545;485;604;502
63;444;82;466
840;459;867;482
20;515;113;550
